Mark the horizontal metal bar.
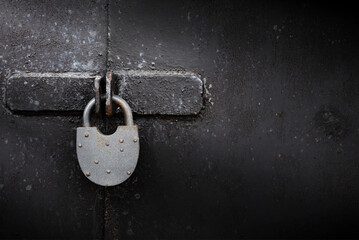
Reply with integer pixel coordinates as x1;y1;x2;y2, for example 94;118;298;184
5;72;98;112
115;70;203;115
5;70;203;115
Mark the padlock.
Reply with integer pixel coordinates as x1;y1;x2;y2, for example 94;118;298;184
76;95;139;186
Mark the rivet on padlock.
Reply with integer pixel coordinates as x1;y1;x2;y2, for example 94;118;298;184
76;95;139;186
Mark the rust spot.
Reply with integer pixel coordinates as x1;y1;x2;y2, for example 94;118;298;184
132;177;138;184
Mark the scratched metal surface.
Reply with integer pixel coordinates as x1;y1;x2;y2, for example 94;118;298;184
1;0;359;239
0;0;107;239
106;0;359;239
76;126;139;187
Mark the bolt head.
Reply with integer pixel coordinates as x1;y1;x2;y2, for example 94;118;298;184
106;170;111;174
94;160;99;164
133;138;138;143
78;143;82;148
126;171;131;175
105;142;110;146
85;133;89;137
119;139;124;143
85;172;91;177
120;148;124;152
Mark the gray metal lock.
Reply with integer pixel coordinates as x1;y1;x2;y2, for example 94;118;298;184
76;95;139;186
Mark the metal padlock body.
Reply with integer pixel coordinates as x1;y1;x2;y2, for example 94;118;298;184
77;96;139;187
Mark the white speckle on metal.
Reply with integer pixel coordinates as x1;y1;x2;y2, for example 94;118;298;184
89;30;97;38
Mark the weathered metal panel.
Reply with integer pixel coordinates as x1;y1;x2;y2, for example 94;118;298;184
1;0;359;239
0;0;107;239
104;0;359;239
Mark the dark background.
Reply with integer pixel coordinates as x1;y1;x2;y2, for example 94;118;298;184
1;0;359;239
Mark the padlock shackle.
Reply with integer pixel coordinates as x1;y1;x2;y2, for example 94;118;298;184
83;95;134;127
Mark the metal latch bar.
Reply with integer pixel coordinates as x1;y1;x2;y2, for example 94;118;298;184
5;70;203;115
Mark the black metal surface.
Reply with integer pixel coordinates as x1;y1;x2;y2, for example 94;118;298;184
1;0;359;239
0;1;107;238
105;0;359;239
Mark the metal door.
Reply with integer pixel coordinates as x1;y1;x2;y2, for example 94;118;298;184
1;0;359;239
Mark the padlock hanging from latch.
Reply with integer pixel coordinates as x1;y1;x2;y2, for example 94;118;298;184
76;95;139;186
